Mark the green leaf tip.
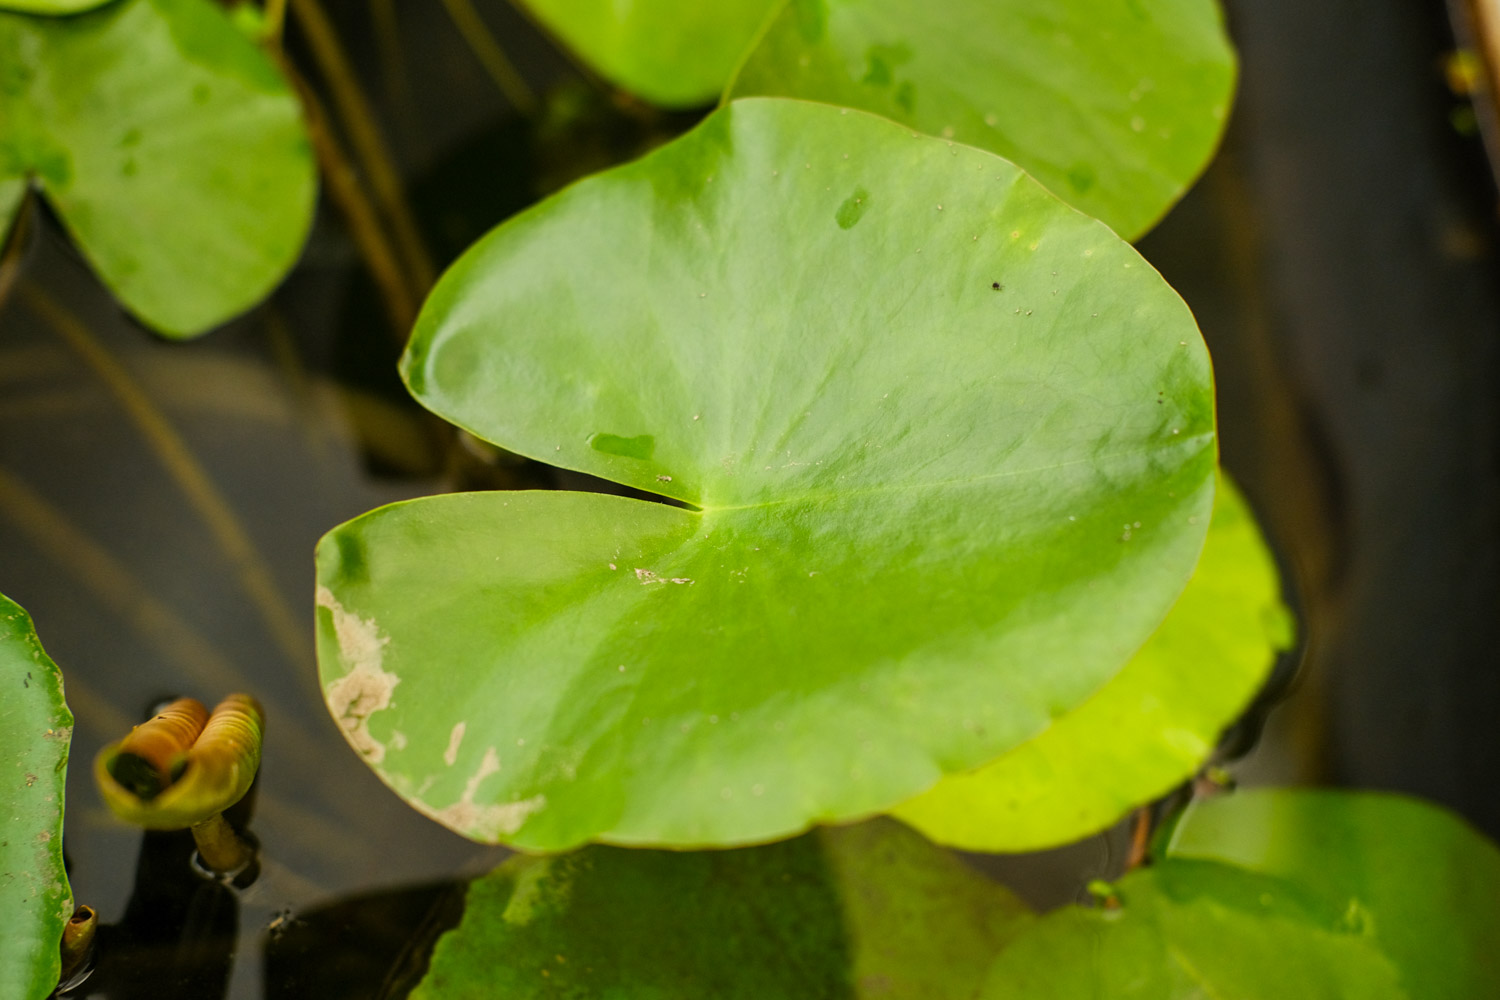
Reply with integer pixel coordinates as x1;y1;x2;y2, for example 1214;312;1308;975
0;0;316;336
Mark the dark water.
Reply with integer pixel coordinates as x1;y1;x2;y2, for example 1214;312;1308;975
1;0;1496;995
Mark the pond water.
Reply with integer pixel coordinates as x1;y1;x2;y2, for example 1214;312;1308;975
2;0;1496;995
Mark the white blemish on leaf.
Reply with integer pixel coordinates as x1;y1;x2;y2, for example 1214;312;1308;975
445;722;466;766
426;746;545;840
318;586;399;763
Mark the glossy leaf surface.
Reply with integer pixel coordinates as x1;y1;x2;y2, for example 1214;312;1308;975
727;0;1236;240
317;97;1217;850
1165;788;1500;999
0;595;73;1000
0;0;316;336
513;0;778;107
895;476;1292;851
982;789;1500;998
414;818;1031;999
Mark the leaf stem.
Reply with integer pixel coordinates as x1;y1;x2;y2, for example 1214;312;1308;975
284;64;419;337
287;0;437;293
437;0;537;113
1125;807;1152;871
191;812;257;874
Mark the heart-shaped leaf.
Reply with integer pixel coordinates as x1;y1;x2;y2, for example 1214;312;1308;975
981;789;1500;999
0;594;74;1000
413;818;1032;999
0;0;316;336
893;475;1293;852
726;0;1237;240
511;0;779;107
316;97;1217;850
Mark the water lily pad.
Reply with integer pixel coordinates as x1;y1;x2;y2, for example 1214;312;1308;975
316;97;1216;850
726;0;1237;240
0;0;316;336
1164;788;1500;999
413;818;1031;999
0;594;74;1000
981;789;1500;999
512;0;779;107
894;475;1292;851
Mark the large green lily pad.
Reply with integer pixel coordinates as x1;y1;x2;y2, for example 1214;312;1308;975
726;0;1237;240
512;0;779;107
894;475;1292;851
414;818;1032;999
0;0;316;337
316;97;1216;851
0;595;73;1000
981;789;1500;999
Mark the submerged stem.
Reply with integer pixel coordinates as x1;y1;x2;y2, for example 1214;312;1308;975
287;0;436;293
437;0;537;113
190;813;256;875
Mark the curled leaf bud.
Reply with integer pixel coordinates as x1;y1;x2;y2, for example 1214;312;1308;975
109;698;208;800
95;694;263;874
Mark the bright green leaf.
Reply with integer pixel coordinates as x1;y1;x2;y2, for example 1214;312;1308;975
894;475;1292;852
0;0;316;337
512;0;779;107
981;859;1410;1000
726;0;1237;240
413;818;1032;999
317;97;1216;850
982;789;1500;999
1165;788;1500;999
0;594;74;1000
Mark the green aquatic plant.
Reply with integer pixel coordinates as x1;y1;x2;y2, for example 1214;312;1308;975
0;595;72;1000
0;0;315;336
96;693;264;874
317;96;1217;851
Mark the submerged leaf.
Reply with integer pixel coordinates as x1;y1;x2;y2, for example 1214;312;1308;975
894;475;1292;851
727;0;1237;240
0;0;316;336
0;594;73;1000
413;818;1031;999
511;0;779;107
981;789;1500;999
317;97;1216;850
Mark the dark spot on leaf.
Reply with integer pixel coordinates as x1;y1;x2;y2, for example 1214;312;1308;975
836;188;871;230
192;83;212;104
120;128;142;148
1068;163;1097;193
991;282;1002;291
589;433;655;461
